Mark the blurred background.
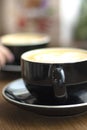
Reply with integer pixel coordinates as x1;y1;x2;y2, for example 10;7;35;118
0;0;58;46
0;0;87;48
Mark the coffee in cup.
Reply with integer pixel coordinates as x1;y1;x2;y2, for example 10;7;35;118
23;48;87;63
21;48;87;103
1;33;50;64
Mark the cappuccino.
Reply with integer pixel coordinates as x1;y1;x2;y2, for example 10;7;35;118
1;33;50;46
22;48;87;63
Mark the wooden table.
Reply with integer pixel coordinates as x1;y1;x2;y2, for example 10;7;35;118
0;71;87;130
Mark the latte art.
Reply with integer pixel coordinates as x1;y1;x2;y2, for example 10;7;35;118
32;52;84;63
22;48;87;63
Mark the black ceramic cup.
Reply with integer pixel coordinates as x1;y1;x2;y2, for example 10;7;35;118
21;48;87;104
1;33;50;65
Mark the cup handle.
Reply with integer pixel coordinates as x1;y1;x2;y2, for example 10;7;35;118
51;65;67;99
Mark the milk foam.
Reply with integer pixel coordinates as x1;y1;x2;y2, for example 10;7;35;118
1;33;49;46
22;48;87;63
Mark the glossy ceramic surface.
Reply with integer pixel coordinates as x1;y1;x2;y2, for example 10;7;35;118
2;79;87;116
21;48;87;103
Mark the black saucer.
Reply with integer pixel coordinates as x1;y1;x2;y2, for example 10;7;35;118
2;78;87;116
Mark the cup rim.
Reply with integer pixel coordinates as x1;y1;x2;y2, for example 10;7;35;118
21;47;87;64
1;33;50;46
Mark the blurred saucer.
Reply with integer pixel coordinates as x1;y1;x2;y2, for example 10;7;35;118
2;78;87;116
1;65;21;72
1;62;21;72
